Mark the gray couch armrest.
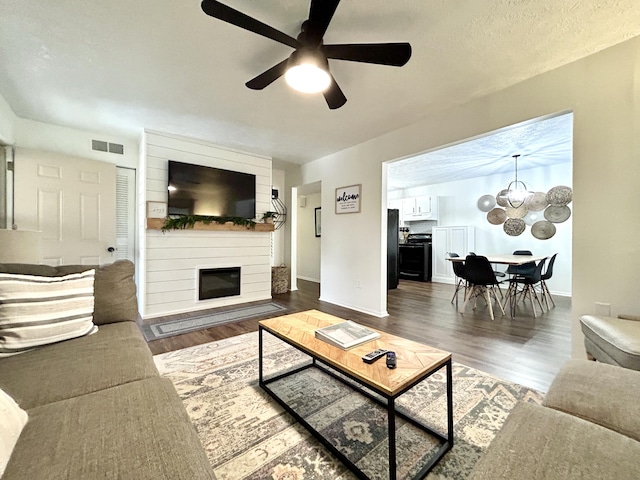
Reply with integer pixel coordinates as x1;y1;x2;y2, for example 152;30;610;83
469;402;640;480
543;359;640;442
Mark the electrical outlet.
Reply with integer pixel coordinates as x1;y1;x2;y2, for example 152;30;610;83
356;279;362;288
595;302;611;317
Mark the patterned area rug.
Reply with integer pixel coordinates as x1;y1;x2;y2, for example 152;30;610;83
142;302;287;341
154;331;543;480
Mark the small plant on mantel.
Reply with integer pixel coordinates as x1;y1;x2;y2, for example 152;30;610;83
261;211;278;223
161;215;256;232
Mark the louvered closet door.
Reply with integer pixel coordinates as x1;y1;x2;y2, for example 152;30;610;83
115;167;135;261
14;148;117;266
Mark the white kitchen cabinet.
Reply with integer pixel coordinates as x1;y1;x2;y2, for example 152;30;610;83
432;226;475;283
402;195;439;221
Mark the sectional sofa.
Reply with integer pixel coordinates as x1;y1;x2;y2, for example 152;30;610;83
0;260;215;479
469;359;640;479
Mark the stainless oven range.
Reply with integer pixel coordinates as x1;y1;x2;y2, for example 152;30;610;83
399;233;432;282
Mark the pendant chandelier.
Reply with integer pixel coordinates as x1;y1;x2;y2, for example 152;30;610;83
499;154;533;209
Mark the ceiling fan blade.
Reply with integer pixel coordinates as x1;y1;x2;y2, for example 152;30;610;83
245;59;289;90
323;75;347;110
323;43;412;66
307;0;340;45
201;0;301;49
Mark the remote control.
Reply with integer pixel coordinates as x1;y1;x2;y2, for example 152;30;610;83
362;348;388;364
386;351;397;369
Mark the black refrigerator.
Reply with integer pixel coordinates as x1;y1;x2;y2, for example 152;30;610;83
387;209;400;289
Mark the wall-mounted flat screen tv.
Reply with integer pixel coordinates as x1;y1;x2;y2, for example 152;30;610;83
167;160;256;219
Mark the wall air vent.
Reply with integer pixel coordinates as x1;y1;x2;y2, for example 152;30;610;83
91;140;124;155
92;139;108;152
108;143;124;155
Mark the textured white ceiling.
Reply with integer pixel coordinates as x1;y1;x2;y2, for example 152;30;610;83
387;112;573;189
0;1;639;163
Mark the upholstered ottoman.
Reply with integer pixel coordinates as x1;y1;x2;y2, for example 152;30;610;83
580;314;640;370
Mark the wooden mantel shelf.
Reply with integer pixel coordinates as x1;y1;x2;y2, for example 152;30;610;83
146;218;274;232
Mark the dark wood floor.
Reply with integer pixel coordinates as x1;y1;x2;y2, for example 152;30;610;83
142;279;572;392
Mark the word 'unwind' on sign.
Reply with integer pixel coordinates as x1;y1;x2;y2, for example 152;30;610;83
335;184;361;214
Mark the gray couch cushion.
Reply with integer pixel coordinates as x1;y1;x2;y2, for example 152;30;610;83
0;322;158;409
469;402;640;480
3;377;216;480
543;359;640;442
580;314;640;370
0;260;139;325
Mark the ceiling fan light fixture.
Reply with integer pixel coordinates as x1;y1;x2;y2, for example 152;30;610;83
284;49;331;94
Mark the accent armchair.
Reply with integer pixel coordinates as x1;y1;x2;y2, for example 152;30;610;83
580;313;640;371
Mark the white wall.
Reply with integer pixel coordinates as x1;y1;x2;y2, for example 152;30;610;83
397;162;572;295
296;192;321;282
14;119;138;169
139;131;273;318
301;36;640;359
0;93;16;144
303;156;388;317
271;168;286;266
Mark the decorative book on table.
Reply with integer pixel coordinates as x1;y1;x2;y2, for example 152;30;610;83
315;320;380;350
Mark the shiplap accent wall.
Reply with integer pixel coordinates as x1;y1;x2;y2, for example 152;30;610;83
139;131;273;318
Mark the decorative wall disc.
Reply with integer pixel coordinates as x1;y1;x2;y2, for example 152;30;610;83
477;194;496;212
544;205;571;223
505;205;528;219
525;192;549;211
546;185;573;206
523;210;542;226
531;220;556;240
503;218;526;236
496;189;509;207
487;208;507;225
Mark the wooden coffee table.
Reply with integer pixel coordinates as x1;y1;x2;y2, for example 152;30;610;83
258;310;453;480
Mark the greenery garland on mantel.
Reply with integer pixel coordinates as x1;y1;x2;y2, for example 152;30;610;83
161;215;256;232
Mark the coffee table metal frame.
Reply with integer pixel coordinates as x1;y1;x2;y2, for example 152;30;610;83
258;325;454;480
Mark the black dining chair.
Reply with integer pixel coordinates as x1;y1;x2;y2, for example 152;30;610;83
448;252;467;307
505;257;547;317
539;253;558;309
506;250;537;278
462;255;505;320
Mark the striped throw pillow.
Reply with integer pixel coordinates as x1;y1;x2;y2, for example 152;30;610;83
0;270;97;357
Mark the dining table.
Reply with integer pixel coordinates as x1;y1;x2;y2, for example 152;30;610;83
446;254;548;266
446;254;549;318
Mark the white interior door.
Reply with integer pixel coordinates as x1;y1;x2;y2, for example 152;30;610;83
14;148;117;266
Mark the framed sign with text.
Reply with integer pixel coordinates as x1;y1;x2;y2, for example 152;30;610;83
147;201;167;219
335;184;361;214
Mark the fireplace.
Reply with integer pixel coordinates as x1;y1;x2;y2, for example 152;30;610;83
198;267;241;300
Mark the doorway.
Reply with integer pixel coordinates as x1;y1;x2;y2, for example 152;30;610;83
292;181;321;292
385;112;573;297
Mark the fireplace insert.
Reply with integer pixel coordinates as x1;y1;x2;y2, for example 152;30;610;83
199;267;241;300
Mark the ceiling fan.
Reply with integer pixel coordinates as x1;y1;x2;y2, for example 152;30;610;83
200;0;412;109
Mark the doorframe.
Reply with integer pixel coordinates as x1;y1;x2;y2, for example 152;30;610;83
290;181;322;293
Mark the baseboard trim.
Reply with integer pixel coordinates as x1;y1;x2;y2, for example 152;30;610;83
297;275;320;283
318;296;388;318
